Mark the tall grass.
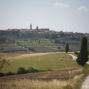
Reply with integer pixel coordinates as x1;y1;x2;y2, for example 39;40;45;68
0;79;68;89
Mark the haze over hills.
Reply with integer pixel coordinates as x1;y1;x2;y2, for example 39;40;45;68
0;25;89;53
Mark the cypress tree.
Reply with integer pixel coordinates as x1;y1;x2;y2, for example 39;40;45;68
77;36;88;66
65;43;69;53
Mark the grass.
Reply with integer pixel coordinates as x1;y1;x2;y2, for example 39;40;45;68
0;68;83;89
0;52;80;74
0;79;68;89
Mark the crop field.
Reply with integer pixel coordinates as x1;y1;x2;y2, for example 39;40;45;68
0;79;68;89
0;68;83;89
0;52;81;74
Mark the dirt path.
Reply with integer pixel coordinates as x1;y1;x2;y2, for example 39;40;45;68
81;76;89;89
68;54;77;61
68;54;89;65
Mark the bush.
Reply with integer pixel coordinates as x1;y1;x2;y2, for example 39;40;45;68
47;69;52;71
74;51;79;55
6;72;14;76
27;67;38;73
63;84;73;89
17;67;27;74
0;73;4;77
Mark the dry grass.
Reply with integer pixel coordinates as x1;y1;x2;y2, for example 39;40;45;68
0;52;57;60
0;79;68;89
8;52;51;60
0;66;83;89
0;68;82;81
0;53;22;60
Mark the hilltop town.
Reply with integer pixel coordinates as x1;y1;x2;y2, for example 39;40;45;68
0;24;89;37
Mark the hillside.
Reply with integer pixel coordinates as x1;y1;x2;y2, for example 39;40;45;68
0;29;89;53
0;52;80;74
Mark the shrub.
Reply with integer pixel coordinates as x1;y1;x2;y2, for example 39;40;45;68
27;67;38;73
6;72;14;76
74;51;79;55
0;73;4;77
63;84;73;89
47;69;52;71
17;67;27;74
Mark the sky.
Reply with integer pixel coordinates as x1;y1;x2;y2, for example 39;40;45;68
0;0;89;33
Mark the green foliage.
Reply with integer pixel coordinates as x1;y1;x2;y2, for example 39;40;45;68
74;51;79;55
0;73;4;77
17;67;39;74
27;67;38;73
63;84;73;89
17;67;26;74
0;59;9;72
65;43;69;53
6;72;14;76
77;37;88;66
0;30;88;52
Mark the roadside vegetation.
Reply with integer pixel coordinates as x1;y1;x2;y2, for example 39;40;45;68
74;64;89;89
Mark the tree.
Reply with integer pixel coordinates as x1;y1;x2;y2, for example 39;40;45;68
65;43;69;53
77;36;88;66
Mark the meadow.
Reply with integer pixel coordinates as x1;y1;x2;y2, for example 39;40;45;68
0;52;80;74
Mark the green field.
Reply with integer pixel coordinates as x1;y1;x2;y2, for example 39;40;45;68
0;52;80;73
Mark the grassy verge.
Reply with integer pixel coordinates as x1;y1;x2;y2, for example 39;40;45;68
74;64;89;89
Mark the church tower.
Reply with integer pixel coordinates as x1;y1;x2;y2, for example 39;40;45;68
30;24;32;30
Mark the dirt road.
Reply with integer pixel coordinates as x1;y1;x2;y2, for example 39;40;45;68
68;54;89;65
68;54;77;61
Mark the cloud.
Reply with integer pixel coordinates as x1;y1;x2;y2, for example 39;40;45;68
77;6;89;12
53;2;70;8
